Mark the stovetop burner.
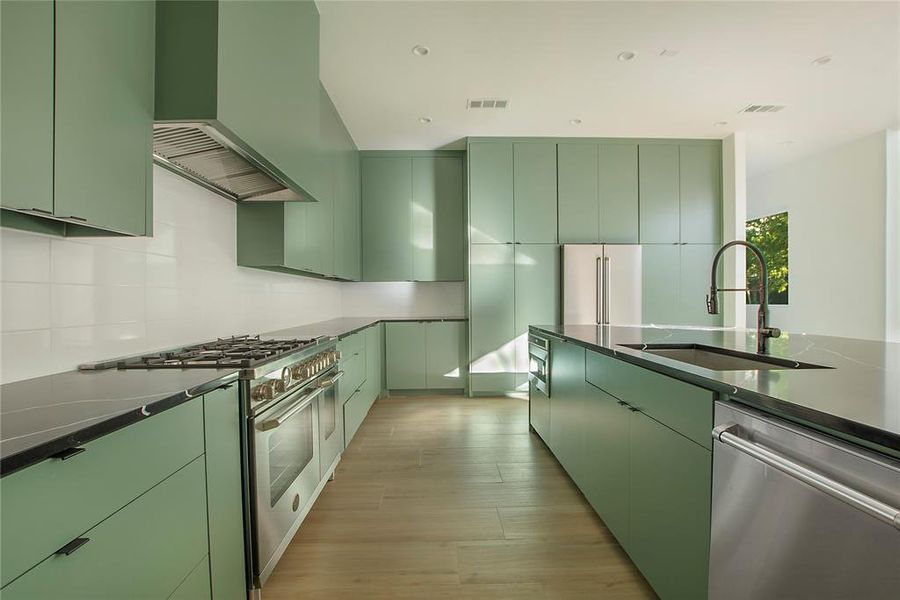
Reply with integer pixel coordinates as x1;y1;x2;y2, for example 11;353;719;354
115;335;317;369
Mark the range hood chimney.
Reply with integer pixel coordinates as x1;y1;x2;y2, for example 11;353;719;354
153;123;311;202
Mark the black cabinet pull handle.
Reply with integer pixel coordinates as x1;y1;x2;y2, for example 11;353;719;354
67;215;88;223
56;537;90;556
50;447;85;461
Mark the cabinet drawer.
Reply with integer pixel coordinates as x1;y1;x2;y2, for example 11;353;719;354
343;388;374;446
585;350;713;448
0;398;204;586
338;330;366;357
1;457;209;599
339;351;366;404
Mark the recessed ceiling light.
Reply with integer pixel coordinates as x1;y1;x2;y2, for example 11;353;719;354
714;121;729;127
617;51;636;62
418;116;432;124
569;119;582;125
659;49;679;58
811;55;832;67
412;45;430;57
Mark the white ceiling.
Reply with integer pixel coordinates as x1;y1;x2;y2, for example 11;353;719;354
318;1;899;175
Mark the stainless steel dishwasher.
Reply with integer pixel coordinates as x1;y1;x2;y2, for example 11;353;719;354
710;401;900;600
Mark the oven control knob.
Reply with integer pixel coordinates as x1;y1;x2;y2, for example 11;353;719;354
279;367;292;389
292;363;310;381
251;381;277;402
332;350;342;362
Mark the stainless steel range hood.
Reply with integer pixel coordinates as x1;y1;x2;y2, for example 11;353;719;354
152;123;313;202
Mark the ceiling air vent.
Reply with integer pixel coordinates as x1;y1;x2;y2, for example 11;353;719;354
740;104;786;114
467;98;509;109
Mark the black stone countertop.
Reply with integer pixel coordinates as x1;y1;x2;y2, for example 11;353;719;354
264;316;467;340
0;368;239;476
531;324;900;455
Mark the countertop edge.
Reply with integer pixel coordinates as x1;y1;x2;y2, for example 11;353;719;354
334;317;468;339
530;325;900;456
0;371;240;478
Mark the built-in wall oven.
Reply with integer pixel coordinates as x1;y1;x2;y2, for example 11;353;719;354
247;345;342;587
528;332;551;439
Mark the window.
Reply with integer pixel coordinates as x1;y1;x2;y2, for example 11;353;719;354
746;212;788;305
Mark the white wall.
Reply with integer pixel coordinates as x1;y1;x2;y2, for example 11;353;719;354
746;132;888;340
721;132;748;329
0;167;343;383
341;282;465;318
886;130;899;342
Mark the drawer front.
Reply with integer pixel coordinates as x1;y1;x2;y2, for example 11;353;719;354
586;350;713;448
1;398;204;587
2;457;209;599
338;330;366;358
343;388;375;446
339;352;366;404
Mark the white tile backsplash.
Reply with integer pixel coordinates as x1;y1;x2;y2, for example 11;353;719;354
0;166;464;384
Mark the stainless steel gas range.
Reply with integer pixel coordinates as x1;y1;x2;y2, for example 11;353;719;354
81;334;346;594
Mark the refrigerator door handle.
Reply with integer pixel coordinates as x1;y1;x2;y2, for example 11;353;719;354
596;256;603;325
603;256;611;324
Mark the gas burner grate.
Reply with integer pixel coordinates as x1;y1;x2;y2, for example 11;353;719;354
116;335;318;369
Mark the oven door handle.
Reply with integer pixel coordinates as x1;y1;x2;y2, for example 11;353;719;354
317;370;345;389
257;387;323;431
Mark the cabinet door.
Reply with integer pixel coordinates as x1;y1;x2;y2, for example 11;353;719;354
426;322;466;389
680;145;721;244
362;157;412;280
468;244;516;392
54;0;154;235
529;383;551;440
557;143;599;243
547;338;585;479
468;142;513;244
513;142;557;243
169;556;212;600
641;244;680;325
638;145;680;244
678;244;724;327
598;144;639;243
583;384;630;546
514;245;559;376
1;458;209;600
629;412;711;600
385;322;427;389
364;323;384;400
1;0;53;213
308;85;340;276
412;157;464;281
203;386;246;600
334;145;361;280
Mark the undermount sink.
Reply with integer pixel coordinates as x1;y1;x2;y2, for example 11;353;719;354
617;343;832;371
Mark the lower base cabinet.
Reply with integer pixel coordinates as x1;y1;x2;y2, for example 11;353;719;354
1;458;209;599
342;323;385;446
385;321;466;391
168;556;212;600
534;341;712;600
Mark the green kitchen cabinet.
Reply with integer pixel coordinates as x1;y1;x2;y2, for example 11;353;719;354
514;244;559;383
0;400;204;588
642;244;723;328
364;323;385;400
361;157;412;280
412;157;465;281
334;119;361;281
385;322;427;389
680;144;722;244
361;153;465;282
203;386;246;600
513;142;558;243
1;0;53;214
169;557;212;600
237;202;313;275
639;144;680;244
583;383;631;547
629;411;711;600
680;244;724;327
1;0;154;237
156;0;325;203
558;143;639;243
1;458;210;600
425;321;467;389
547;337;586;480
557;143;599;243
468;142;514;244
468;244;516;393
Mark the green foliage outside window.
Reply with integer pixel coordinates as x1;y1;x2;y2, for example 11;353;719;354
746;212;788;305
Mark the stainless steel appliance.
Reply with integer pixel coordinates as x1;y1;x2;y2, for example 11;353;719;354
527;332;551;439
562;244;642;325
711;401;900;599
79;334;344;595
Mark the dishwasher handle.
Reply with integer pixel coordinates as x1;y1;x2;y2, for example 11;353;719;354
714;424;900;530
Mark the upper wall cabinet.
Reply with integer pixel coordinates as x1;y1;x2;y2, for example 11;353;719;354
155;0;325;202
558;142;639;243
1;0;155;237
639;142;722;244
361;153;465;282
468;140;557;244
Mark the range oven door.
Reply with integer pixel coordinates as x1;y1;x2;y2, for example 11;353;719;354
317;369;345;480
250;378;322;585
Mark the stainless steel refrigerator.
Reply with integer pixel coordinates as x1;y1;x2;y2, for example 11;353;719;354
562;244;642;325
